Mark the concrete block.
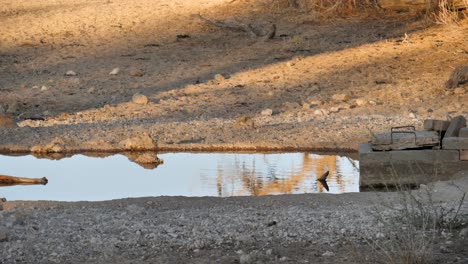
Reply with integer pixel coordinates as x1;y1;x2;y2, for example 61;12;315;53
461;151;468;161
443;137;468;150
424;119;450;131
460;127;468;138
371;131;439;151
360;143;460;163
445;115;467;138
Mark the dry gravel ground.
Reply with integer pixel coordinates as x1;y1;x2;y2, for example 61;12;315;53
0;0;468;263
1;172;468;264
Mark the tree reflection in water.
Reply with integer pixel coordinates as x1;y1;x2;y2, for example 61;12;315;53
212;153;359;196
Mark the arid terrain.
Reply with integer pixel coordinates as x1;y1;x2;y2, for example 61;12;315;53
0;0;468;263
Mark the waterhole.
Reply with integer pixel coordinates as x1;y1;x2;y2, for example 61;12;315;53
0;152;359;201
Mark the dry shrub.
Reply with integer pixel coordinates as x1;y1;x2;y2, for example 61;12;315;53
432;0;468;24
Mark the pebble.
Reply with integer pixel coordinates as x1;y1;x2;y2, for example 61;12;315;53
408;112;417;119
41;86;48;91
131;69;144;77
214;74;225;82
0;229;8;242
109;68;120;75
87;87;96;94
332;94;349;102
376;232;385;238
322;251;335;257
309;100;323;106
65;70;77;76
329;107;340;113
239;253;251;264
261;109;273;116
132;93;149;105
355;98;367;106
302;103;311;109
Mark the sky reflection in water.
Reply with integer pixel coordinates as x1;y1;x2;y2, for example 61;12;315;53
0;153;359;201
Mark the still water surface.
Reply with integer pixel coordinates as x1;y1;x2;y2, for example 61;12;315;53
0;153;359;201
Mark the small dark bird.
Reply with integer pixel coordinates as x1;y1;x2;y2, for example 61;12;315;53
317;169;330;192
317;170;329;181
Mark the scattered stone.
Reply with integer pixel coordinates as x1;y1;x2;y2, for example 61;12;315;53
283;102;300;110
302;103;310;109
109;68;120;75
329;107;341;113
355;98;367;106
331;94;349;102
87;87;96;94
261;109;273;116
0;229;8;242
376;232;385;238
322;251;335;257
41;86;48;91
214;74;225;82
132;93;149;105
314;109;327;116
65;70;77;76
408;112;417;119
239;253;251;264
131;69;144;77
369;100;377;105
118;133;156;150
233;116;256;129
0;114;17;128
309;100;323;106
31;137;67;153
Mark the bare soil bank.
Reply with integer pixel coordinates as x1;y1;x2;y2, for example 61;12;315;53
0;0;466;153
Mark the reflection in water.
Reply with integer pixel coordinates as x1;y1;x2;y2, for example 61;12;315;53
0;153;359;201
210;153;358;197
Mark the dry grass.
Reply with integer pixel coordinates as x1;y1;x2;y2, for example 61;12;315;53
432;0;468;24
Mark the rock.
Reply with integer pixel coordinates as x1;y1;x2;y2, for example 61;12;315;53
329;107;341;113
332;94;349;102
302;103;310;109
31;137;67;153
283;102;300;110
109;68;120;75
0;114;17;128
239;253;251;264
132;93;149;105
214;74;225;82
309;100;323;106
355;98;367;106
261;109;273;116
118;133;156;150
41;86;48;91
65;70;77;76
322;251;335;257
0;229;8;242
233;116;256;129
408;112;417;119
131;69;144;77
